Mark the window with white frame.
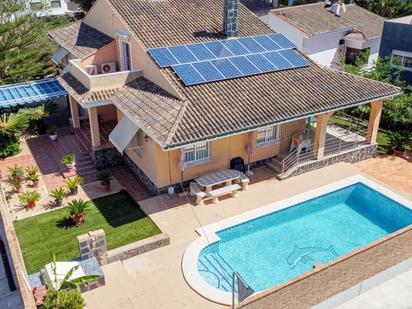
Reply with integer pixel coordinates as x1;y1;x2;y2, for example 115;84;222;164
391;50;412;71
256;125;280;146
130;131;143;157
184;142;210;164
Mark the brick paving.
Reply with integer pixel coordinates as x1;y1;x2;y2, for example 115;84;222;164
110;166;152;202
355;153;412;199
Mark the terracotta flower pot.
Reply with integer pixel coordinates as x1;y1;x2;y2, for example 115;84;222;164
101;183;111;192
72;213;85;224
28;200;36;209
32;181;39;188
15;187;22;193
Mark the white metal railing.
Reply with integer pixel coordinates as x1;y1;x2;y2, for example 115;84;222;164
280;129;371;176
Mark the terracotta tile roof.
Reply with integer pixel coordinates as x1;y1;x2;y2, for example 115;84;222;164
102;0;400;149
106;0;273;48
57;73;119;104
49;21;114;58
271;3;384;39
111;78;185;145
344;30;366;40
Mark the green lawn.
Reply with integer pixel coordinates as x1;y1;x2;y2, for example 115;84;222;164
14;192;160;274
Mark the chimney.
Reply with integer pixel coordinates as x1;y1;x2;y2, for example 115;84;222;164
330;0;342;16
223;0;239;37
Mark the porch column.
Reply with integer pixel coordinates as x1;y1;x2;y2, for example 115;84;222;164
313;112;333;160
69;96;80;129
366;99;383;144
88;107;101;148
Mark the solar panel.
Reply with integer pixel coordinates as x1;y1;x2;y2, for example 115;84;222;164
192;61;223;81
278;49;310;67
148;47;178;67
263;51;293;70
268;33;295;49
148;33;308;86
168;45;198;63
210;59;242;79
172;64;205;85
229;56;260;75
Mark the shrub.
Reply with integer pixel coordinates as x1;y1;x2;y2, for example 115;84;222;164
8;176;22;191
388;130;411;153
19;191;41;208
97;171;111;185
8;165;24;180
67;199;90;217
0;141;20;158
64;176;84;194
0;113;29;158
25;165;39;177
44;289;84;309
61;154;76;165
49;187;67;205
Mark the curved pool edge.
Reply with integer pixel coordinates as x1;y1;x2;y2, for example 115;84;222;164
182;233;233;305
181;174;412;305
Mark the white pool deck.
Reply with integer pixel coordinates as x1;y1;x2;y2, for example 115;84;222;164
82;163;412;309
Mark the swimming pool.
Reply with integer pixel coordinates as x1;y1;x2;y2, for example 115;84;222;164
182;175;412;305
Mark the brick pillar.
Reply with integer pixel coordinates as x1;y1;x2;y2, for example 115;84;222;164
366;99;383;144
313;112;333;160
69;96;80;129
88;107;101;148
77;229;108;265
223;0;239;37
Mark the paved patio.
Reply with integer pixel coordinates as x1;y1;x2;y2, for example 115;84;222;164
82;163;364;309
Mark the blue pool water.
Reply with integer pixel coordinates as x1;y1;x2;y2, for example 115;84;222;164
198;183;412;293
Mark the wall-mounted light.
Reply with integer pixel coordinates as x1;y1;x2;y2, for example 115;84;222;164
144;134;150;143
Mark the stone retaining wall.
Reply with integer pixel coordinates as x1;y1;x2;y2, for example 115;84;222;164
283;144;377;179
106;232;170;263
237;225;412;309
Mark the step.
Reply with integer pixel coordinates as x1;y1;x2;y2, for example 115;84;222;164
266;160;282;173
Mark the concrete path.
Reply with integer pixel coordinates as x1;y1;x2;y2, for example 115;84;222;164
337;268;412;309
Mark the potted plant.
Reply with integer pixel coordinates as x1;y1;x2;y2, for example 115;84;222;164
64;176;84;195
67;199;90;224
19;191;41;209
29;174;40;187
61;154;76;170
49;187;67;207
388;131;411;156
47;126;58;141
97;171;112;192
8;165;24;181
8;176;22;193
25;165;39;178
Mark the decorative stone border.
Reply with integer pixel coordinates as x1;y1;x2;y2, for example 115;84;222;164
182;175;412;306
106;232;170;263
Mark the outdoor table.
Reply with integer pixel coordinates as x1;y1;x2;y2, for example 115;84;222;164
195;169;241;194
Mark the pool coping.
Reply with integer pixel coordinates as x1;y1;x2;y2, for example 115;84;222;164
181;174;412;305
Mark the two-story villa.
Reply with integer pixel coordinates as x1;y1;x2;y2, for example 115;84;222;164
49;0;399;195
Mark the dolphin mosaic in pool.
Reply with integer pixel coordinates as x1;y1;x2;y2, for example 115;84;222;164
287;245;338;269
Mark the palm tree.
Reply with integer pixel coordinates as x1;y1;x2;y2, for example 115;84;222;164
0;113;28;138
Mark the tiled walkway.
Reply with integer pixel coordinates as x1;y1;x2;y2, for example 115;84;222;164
110;166;152;202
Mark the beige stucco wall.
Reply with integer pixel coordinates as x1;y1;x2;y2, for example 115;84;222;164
97;105;117;121
81;41;118;72
124;119;305;189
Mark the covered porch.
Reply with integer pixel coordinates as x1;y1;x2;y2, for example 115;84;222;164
268;99;384;178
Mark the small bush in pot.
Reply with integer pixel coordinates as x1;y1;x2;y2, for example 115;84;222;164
29;174;40;187
19;191;41;209
61;154;76;169
8;165;24;181
64;176;84;195
47;126;58;141
67;199;90;224
97;171;112;192
25;165;39;178
50;187;67;207
8;176;22;193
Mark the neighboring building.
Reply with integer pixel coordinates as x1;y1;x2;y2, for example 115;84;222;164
48;0;399;195
30;0;68;16
379;15;412;85
263;3;385;68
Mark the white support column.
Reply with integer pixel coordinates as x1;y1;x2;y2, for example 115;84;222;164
366;99;383;144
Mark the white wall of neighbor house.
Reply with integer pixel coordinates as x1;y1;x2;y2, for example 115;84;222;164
31;0;68;16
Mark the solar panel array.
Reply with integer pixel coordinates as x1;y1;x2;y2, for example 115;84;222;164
0;79;67;108
148;33;310;86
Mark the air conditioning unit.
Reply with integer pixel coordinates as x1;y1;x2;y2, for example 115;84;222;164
100;62;116;74
85;65;97;75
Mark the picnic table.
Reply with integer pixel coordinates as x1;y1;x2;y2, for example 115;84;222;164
195;169;241;194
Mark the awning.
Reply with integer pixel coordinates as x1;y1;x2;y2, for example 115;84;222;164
0;78;68;108
109;116;140;153
52;47;69;64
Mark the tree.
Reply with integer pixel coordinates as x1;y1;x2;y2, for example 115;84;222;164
0;0;70;85
354;0;412;18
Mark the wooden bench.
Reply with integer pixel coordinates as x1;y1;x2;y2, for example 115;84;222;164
190;182;206;205
208;184;241;204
